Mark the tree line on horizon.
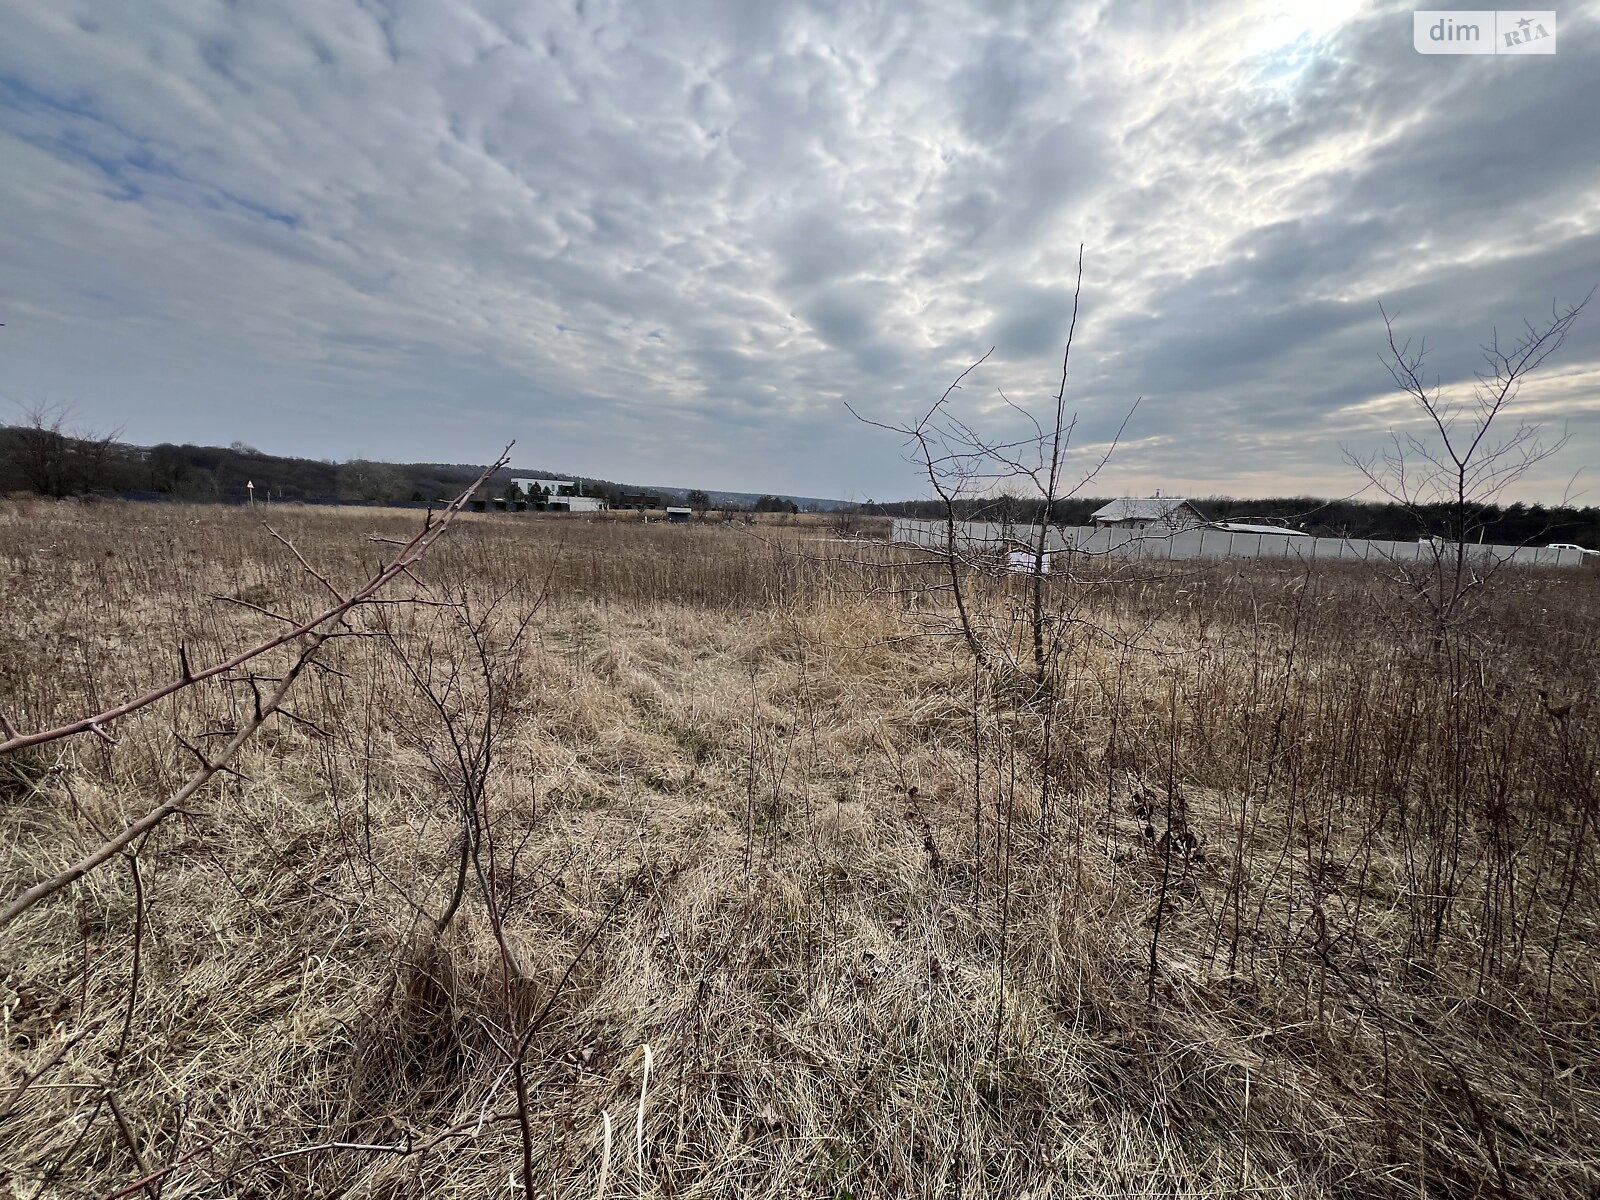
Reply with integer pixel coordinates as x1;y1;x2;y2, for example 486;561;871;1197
0;414;814;515
848;493;1600;548
0;428;515;504
0;407;681;507
2;414;1596;546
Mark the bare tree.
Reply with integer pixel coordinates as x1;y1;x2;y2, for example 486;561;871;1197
340;457;406;502
849;248;1137;685
851;248;1142;849
5;400;120;497
1346;293;1591;642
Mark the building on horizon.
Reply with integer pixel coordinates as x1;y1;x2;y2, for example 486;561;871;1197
1090;496;1206;531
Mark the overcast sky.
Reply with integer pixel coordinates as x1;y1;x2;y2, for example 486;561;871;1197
2;1;1598;502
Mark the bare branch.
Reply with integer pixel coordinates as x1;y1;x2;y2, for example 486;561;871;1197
0;638;324;929
0;445;513;755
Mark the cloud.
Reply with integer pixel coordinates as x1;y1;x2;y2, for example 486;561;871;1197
0;0;1596;501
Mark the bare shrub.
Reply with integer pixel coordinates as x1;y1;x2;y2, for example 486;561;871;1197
1346;294;1591;644
3;401;120;499
0;499;1596;1198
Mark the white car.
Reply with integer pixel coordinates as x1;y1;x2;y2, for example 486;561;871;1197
1547;543;1598;556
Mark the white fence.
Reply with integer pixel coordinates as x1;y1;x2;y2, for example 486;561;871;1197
888;519;1591;569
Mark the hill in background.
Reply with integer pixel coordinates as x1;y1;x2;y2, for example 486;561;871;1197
0;424;846;512
0;422;1594;544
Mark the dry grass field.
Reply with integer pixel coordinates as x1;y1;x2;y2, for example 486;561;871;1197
2;499;1598;1199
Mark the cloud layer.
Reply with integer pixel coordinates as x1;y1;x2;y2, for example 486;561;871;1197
2;0;1598;501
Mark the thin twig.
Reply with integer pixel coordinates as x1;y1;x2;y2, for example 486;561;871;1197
0;447;511;756
0;641;322;930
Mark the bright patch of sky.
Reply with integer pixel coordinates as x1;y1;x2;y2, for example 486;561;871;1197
1;0;1597;502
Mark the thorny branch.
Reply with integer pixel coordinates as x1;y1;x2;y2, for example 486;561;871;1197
0;447;514;926
0;447;513;756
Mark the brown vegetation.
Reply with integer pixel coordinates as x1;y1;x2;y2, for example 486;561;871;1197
2;501;1597;1198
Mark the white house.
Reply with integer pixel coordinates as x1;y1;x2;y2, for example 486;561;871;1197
1091;497;1205;531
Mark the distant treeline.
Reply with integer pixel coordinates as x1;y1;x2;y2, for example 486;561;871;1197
860;495;1600;548
0;423;672;508
4;422;1595;545
0;421;835;513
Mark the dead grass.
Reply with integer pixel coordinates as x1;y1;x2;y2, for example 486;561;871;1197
1;498;1597;1198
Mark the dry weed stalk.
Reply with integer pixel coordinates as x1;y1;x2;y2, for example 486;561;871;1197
0;447;512;755
0;484;1596;1198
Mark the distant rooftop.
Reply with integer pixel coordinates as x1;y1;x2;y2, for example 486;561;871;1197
1090;497;1202;523
1211;521;1309;537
